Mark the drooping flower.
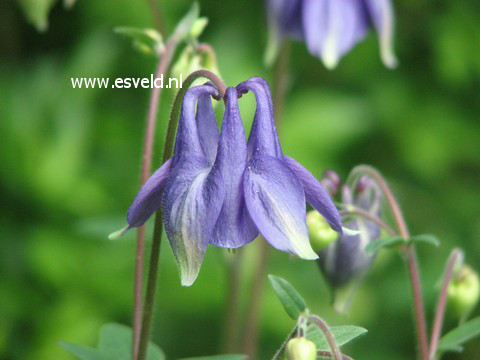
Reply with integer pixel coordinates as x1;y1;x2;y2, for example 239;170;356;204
316;174;381;310
266;0;397;69
120;77;341;286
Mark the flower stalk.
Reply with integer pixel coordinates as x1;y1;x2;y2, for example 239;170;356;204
133;36;177;360
429;249;462;359
348;165;429;360
308;315;342;360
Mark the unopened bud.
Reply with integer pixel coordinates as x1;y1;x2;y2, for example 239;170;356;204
286;337;317;360
306;210;338;252
448;265;480;320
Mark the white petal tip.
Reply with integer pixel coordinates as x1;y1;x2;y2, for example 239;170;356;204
322;55;339;70
295;246;319;260
342;226;362;236
180;275;196;287
108;225;129;240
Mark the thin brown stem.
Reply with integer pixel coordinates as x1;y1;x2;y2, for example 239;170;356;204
132;37;177;360
147;0;166;35
272;326;297;360
338;208;396;236
241;39;291;359
348;165;429;360
429;249;461;359
309;315;342;360
137;211;164;360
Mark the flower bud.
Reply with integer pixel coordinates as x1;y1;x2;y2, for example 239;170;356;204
286;337;317;360
307;210;338;252
447;265;480;320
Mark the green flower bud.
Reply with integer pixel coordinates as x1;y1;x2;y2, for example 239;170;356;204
190;17;208;38
286;337;317;360
307;210;338;252
448;265;480;320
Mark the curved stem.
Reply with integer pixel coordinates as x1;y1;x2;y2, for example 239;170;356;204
163;69;226;161
348;165;429;360
339;207;396;236
133;37;177;360
136;69;227;360
429;249;461;359
272;326;297;360
309;315;342;360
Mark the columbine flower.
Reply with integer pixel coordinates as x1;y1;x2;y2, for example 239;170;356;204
121;77;341;286
316;175;381;311
266;0;397;69
318;176;381;287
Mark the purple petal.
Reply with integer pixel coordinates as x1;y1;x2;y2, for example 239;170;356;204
161;155;225;286
244;154;318;260
210;87;258;248
127;158;172;228
283;156;342;232
236;77;282;158
267;0;304;39
173;85;218;164
363;0;397;68
302;0;369;68
196;90;219;163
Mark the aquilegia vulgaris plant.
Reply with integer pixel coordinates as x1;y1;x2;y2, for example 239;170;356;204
58;4;480;360
116;77;342;286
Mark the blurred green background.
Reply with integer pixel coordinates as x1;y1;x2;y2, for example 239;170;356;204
1;0;479;359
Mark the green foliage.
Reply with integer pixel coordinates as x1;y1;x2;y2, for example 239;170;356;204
2;0;480;359
366;234;440;253
268;275;307;320
60;323;165;360
18;0;58;31
114;27;164;57
306;325;368;351
365;236;405;253
437;317;480;354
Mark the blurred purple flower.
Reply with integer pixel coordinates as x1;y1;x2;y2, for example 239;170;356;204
317;176;381;306
121;77;341;285
267;0;397;69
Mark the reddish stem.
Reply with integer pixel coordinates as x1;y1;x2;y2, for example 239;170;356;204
349;165;430;360
429;249;461;359
133;37;177;360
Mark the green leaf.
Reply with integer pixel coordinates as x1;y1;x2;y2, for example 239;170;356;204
268;275;307;320
173;2;200;42
18;0;58;31
438;317;480;353
60;323;165;360
365;236;405;253
409;234;440;247
179;355;248;360
59;343;105;360
114;27;164;56
306;325;368;351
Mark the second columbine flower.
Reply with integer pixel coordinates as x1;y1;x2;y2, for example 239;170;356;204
124;77;341;286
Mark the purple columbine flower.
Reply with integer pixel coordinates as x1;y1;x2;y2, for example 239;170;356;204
122;77;341;286
318;176;381;290
267;0;397;69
